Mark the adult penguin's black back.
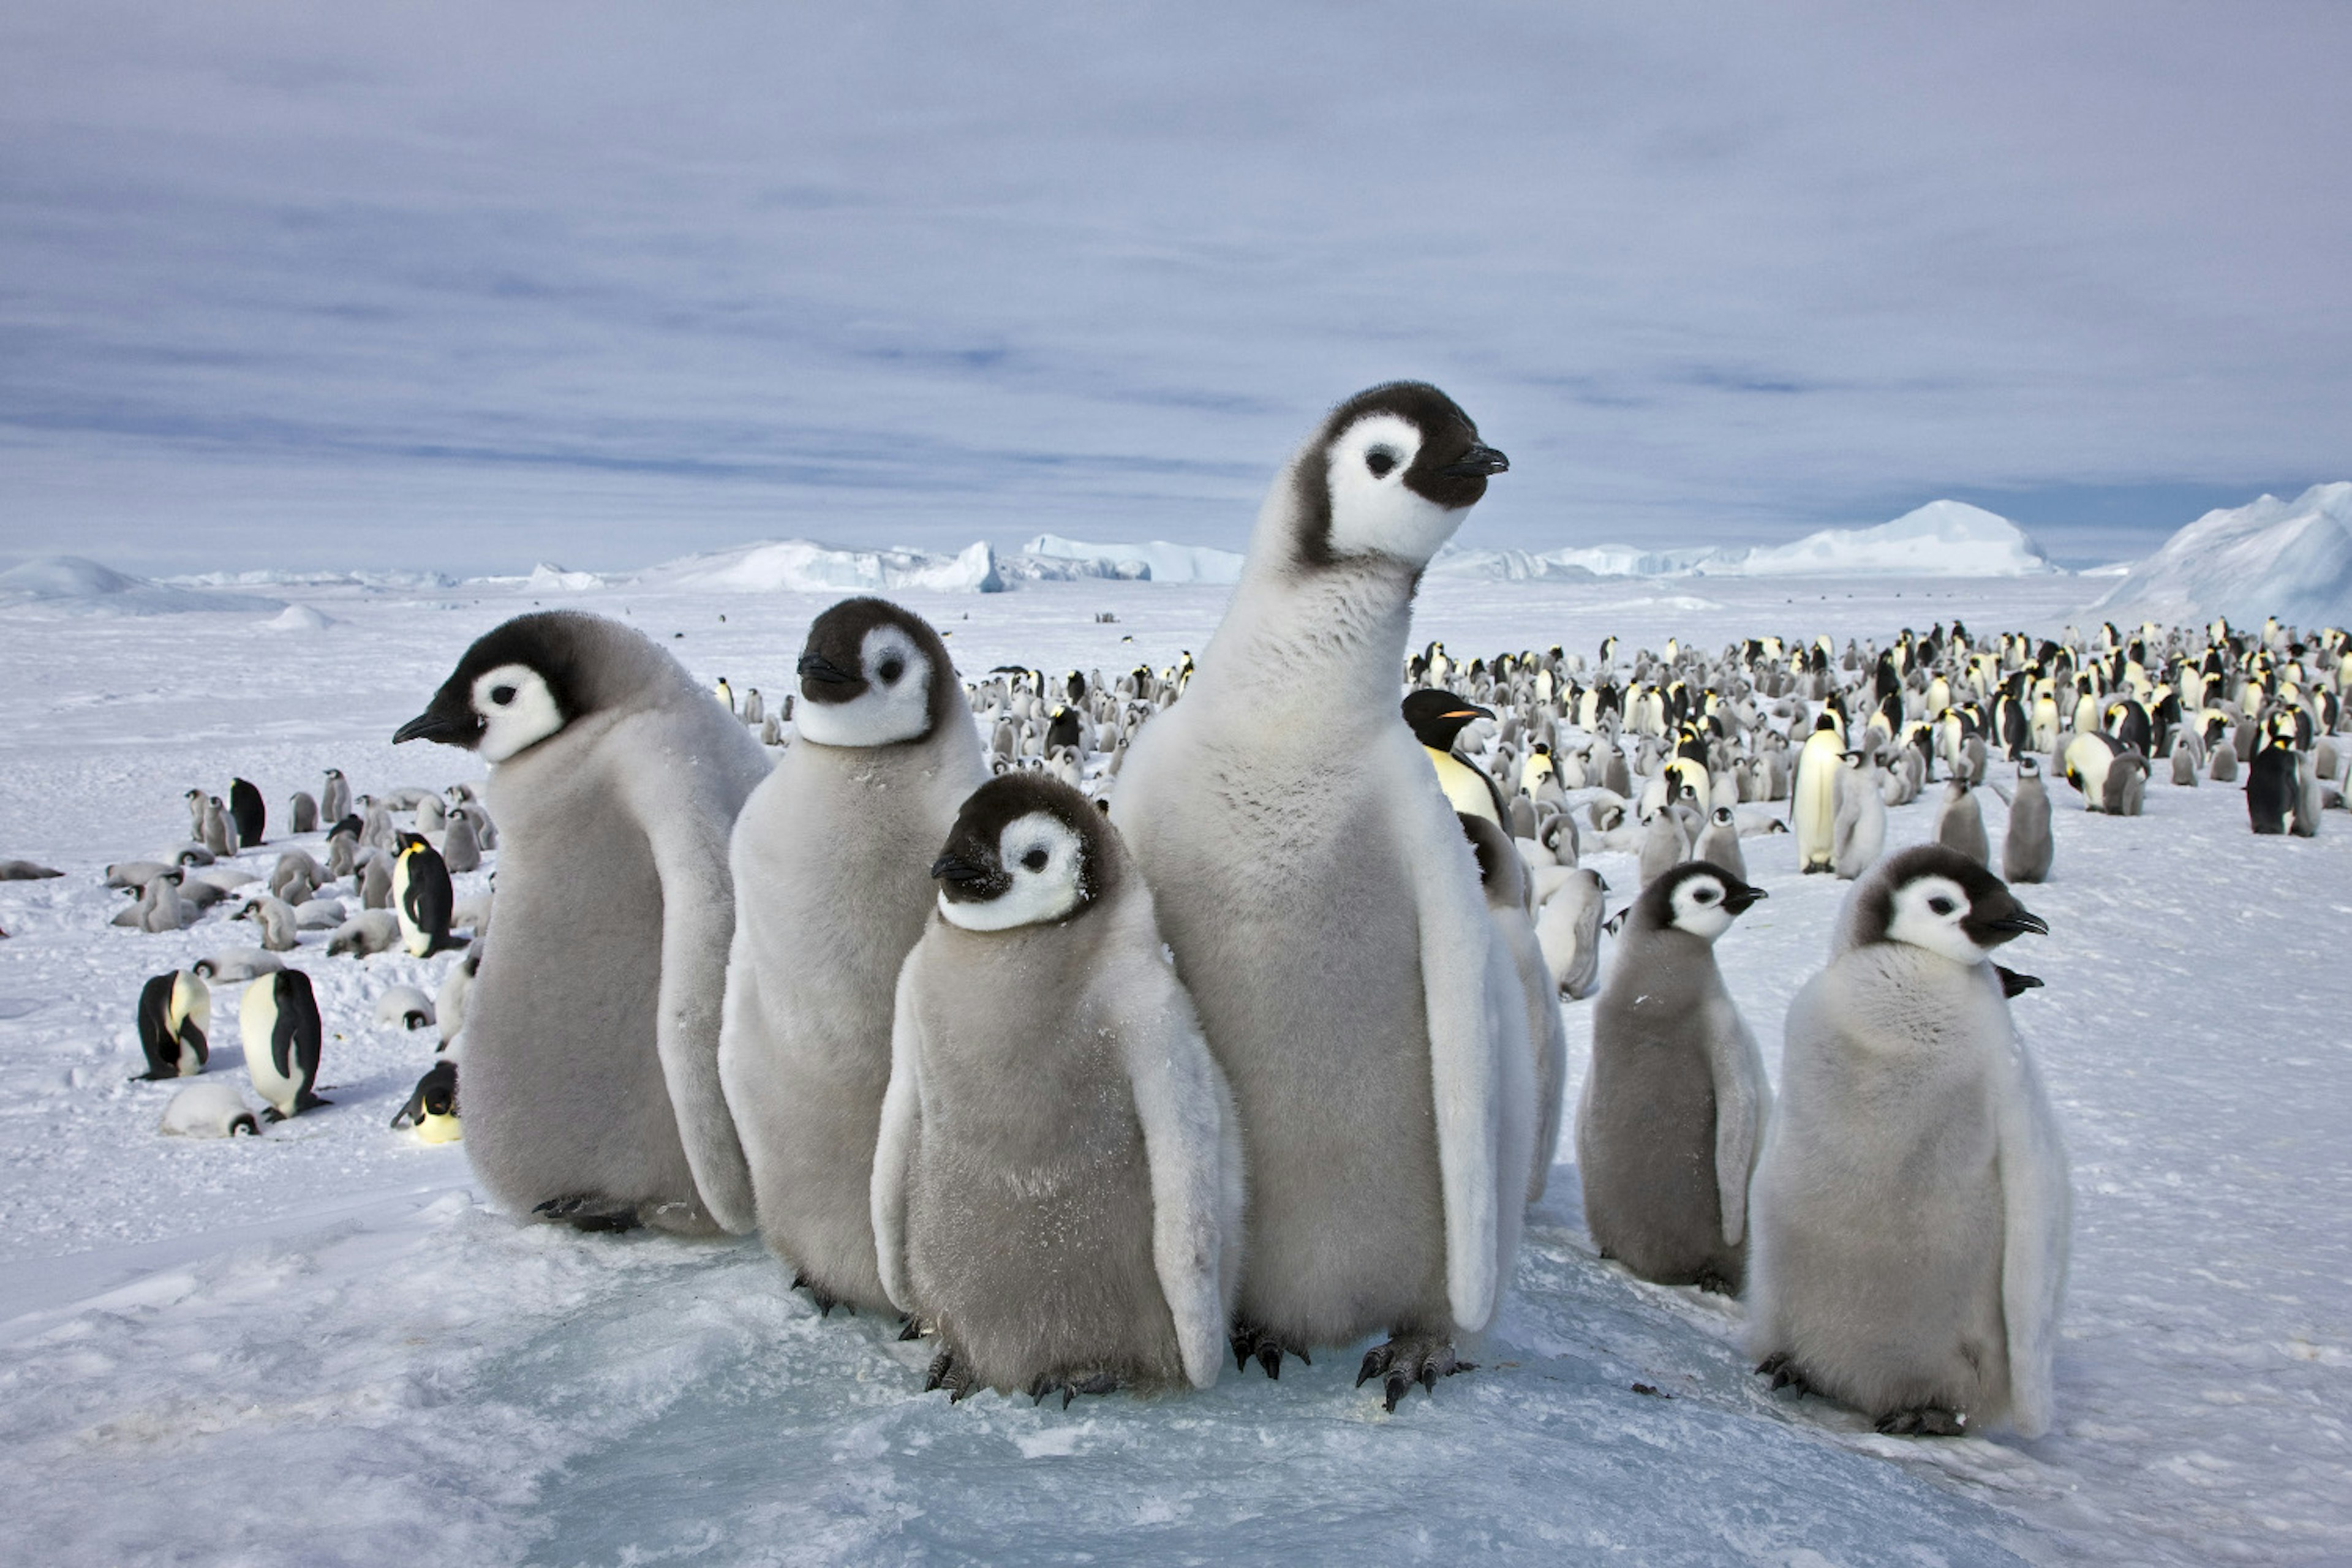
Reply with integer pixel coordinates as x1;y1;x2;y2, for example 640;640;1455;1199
229;778;266;848
2247;737;2297;834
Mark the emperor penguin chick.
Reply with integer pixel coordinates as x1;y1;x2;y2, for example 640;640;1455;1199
1578;862;1769;1294
1692;805;1747;883
1832;753;1887;880
2003;758;2054;884
717;597;987;1316
1109;382;1528;1407
874;775;1244;1405
1932;778;1990;866
1536;868;1608;1001
1461;815;1566;1205
1749;845;2070;1438
395;610;768;1235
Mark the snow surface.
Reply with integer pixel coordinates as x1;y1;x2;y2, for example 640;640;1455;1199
2094;483;2352;629
636;538;1008;595
1;569;2347;1566
1432;502;2054;582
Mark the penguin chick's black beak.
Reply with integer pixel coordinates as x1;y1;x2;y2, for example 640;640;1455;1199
394;707;483;747
797;652;859;687
1724;886;1769;914
1439;442;1510;478
1983;909;2050;938
929;854;992;887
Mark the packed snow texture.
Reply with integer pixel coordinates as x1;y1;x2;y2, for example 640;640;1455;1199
1;570;2346;1566
1431;502;2055;582
2094;483;2352;628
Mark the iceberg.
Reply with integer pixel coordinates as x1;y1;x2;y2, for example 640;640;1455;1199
1017;535;1245;586
2094;483;2352;628
0;556;285;615
1430;502;2054;581
636;538;1005;594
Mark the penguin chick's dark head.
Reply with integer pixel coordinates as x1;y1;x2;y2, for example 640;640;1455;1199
394;611;606;762
1852;844;2048;966
1633;861;1765;943
1292;382;1507;568
793;597;960;748
929;773;1120;933
1402;689;1493;752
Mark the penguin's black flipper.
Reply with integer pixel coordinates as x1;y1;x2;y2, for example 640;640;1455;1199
1994;965;2045;1000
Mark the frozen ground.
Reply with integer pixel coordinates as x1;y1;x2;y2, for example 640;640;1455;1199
1;571;2346;1566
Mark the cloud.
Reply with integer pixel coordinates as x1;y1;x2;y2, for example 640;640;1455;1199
0;0;2346;573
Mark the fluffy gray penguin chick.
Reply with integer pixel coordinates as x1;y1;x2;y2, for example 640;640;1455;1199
874;773;1243;1405
1578;861;1769;1294
1750;843;2070;1438
1109;382;1531;1410
394;610;768;1235
718;597;987;1317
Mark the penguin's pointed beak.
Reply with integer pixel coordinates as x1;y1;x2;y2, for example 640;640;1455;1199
1447;705;1493;723
1439;442;1510;478
1983;908;2049;938
797;651;858;688
929;854;992;887
394;707;482;748
1724;886;1768;914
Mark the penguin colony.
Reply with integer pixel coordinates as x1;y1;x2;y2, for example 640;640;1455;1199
77;383;2352;1434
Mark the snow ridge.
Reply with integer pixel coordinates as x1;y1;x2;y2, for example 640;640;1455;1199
2094;481;2352;627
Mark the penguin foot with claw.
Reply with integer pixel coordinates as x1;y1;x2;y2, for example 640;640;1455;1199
1355;1334;1473;1412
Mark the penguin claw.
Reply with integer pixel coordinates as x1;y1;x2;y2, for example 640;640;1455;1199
1355;1335;1470;1412
898;1316;925;1342
1755;1352;1812;1395
1229;1322;1309;1379
530;1194;641;1232
1875;1406;1968;1437
925;1347;975;1403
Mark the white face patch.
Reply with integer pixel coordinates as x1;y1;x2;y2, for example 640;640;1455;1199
471;663;566;763
1884;875;1988;965
795;626;934;748
938;812;1087;932
1323;413;1463;565
1667;875;1735;941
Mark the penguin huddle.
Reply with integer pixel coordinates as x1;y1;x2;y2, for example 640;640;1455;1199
79;381;2344;1438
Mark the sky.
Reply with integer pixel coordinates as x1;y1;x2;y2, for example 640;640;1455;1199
1;1;2346;576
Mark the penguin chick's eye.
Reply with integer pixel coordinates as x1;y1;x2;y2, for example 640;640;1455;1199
1366;448;1399;478
1928;895;1958;916
878;658;905;684
1694;888;1717;903
489;686;516;707
1020;848;1049;872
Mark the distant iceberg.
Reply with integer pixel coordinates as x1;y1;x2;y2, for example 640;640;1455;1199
1016;534;1245;586
0;556;285;615
2094;483;2352;628
637;538;1005;594
1432;501;2055;581
524;563;605;592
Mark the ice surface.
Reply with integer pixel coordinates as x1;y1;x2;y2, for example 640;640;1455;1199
637;538;1006;595
2094;482;2352;628
1;568;2346;1566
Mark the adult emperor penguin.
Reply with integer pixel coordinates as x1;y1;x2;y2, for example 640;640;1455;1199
1579;861;1769;1293
717;597;987;1314
2003;757;2054;883
1792;716;1842;873
873;774;1243;1404
2247;733;2297;834
134;970;211;1079
1109;382;1532;1405
1401;690;1507;825
1461;815;1568;1205
391;832;454;957
394;610;768;1234
1749;845;2068;1436
228;777;266;848
240;968;328;1121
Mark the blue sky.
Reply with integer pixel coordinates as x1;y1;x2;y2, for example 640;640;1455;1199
1;1;2346;575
